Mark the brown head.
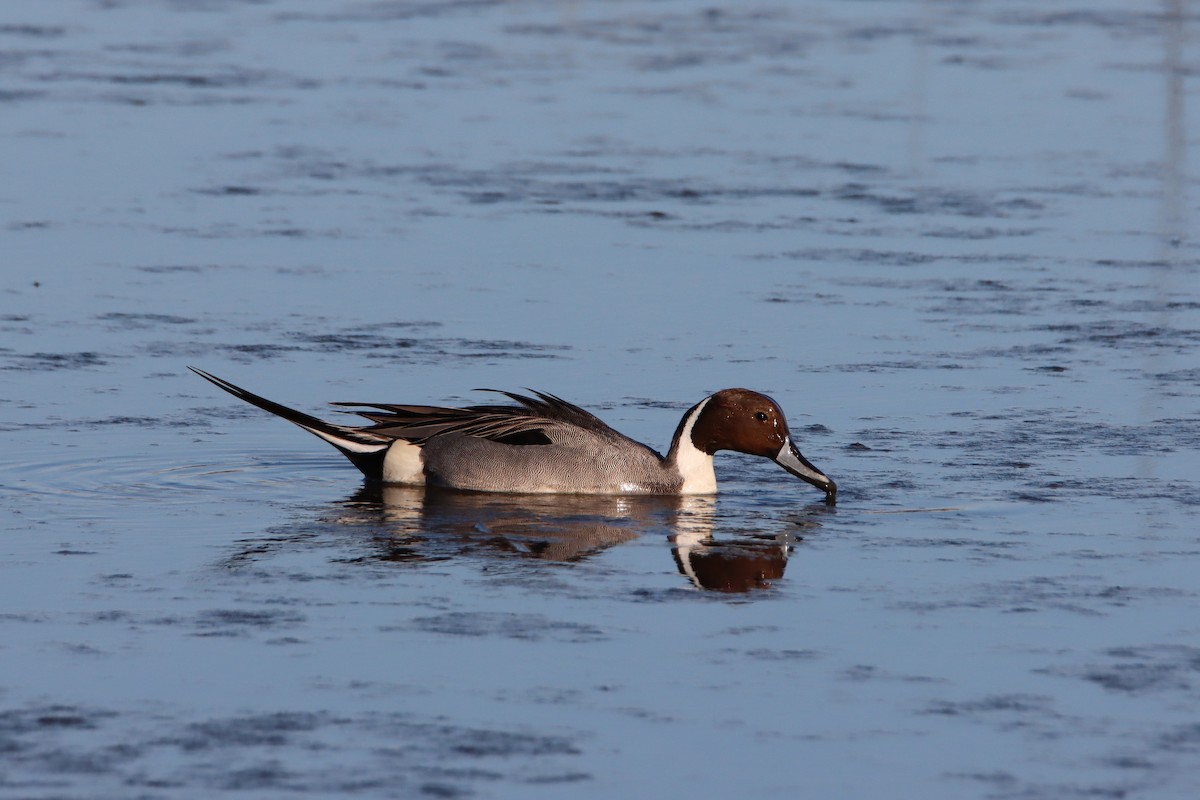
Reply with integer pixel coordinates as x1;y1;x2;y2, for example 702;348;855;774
684;388;837;502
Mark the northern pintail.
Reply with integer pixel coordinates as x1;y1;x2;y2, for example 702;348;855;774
190;368;837;502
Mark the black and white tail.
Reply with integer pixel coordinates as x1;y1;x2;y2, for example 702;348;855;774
189;367;390;480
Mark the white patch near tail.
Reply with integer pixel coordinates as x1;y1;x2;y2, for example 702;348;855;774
675;397;717;495
301;424;387;455
382;440;425;485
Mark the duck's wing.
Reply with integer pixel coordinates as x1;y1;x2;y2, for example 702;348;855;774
193;367;659;475
333;390;627;447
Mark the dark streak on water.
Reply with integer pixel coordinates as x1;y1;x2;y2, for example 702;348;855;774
0;704;586;795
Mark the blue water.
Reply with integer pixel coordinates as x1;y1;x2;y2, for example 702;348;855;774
2;1;1198;797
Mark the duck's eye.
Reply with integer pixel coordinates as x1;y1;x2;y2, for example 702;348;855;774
754;411;769;422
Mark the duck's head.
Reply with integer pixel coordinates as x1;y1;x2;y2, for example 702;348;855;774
689;388;837;503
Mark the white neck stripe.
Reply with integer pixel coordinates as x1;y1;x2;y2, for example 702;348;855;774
675;397;717;494
679;397;709;448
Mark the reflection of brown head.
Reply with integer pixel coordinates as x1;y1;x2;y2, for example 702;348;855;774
672;540;788;593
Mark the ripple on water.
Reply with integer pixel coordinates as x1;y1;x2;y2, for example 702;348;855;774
0;448;343;508
0;703;587;794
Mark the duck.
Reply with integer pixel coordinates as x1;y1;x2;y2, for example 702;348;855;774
189;367;837;502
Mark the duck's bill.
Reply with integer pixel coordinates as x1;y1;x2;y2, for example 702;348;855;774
775;437;837;504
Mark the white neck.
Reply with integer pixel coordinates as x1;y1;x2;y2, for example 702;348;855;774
671;397;717;495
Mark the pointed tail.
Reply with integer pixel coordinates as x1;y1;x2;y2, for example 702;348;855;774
189;367;390;480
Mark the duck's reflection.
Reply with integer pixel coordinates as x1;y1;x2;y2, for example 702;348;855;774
245;485;825;592
671;528;795;593
347;484;670;562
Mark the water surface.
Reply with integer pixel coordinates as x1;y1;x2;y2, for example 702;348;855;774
2;1;1198;797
